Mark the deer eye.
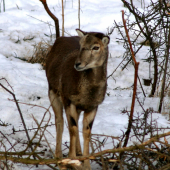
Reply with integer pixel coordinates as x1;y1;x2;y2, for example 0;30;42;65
92;46;99;50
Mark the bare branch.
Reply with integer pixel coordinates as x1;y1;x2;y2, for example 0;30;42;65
121;10;140;148
39;0;60;38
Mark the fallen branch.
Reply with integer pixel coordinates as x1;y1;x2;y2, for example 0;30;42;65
0;131;170;165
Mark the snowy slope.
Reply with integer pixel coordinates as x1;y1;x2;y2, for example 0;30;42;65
0;0;169;169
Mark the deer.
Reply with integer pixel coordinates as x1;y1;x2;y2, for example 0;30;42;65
40;0;110;169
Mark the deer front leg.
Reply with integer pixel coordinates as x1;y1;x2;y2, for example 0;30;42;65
65;103;82;158
76;109;83;156
83;108;97;170
49;90;63;158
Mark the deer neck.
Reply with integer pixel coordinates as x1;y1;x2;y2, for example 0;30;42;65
84;61;107;85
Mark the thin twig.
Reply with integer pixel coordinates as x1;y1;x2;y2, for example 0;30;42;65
0;79;35;156
61;0;64;36
78;0;80;29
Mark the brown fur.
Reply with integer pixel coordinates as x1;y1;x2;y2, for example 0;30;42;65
46;29;109;170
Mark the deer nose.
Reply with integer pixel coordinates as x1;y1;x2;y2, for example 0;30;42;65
75;63;81;68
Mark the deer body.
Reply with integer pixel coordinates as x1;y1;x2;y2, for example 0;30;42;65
46;29;109;170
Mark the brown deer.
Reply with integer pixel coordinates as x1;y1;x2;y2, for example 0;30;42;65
40;0;110;169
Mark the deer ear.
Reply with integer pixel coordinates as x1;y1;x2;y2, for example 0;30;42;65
76;29;86;38
102;36;110;46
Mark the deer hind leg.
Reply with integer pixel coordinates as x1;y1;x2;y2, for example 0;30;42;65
65;103;82;158
83;107;97;170
49;89;63;158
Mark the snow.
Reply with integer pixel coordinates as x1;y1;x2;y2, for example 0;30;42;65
0;0;169;169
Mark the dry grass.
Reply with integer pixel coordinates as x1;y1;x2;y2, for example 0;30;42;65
28;41;52;69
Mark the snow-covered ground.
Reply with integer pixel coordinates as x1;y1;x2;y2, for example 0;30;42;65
0;0;169;169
